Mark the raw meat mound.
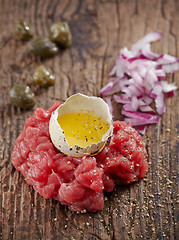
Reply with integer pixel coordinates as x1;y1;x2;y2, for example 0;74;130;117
11;102;148;212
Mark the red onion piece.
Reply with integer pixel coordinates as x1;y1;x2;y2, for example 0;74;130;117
122;110;158;120
131;32;163;53
167;91;175;97
135;125;147;135
156;54;179;64
113;94;129;104
139;105;155;114
151;84;166;115
100;82;114;96
104;97;113;116
162;62;179;73
161;81;177;93
155;69;166;79
141;43;160;60
124;116;159;126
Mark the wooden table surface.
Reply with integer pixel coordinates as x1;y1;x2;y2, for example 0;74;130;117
0;0;178;239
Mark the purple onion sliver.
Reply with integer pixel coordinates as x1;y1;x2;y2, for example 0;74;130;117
135;125;147;135
131;32;163;52
153;90;165;115
167;91;175;97
121;54;127;59
149;92;158;99
139;105;155;114
161;81;177;93
128;57;139;63
156;54;178;64
100;82;114;96
162;62;179;73
124;115;159;126
123;104;135;112
113;94;130;104
157;76;166;80
122;110;158;120
104;97;113;116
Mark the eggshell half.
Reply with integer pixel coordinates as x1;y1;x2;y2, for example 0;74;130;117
49;93;113;157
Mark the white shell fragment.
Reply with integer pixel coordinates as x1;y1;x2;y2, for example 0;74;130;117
49;93;113;157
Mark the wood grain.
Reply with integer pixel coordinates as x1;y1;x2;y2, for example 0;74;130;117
0;0;178;239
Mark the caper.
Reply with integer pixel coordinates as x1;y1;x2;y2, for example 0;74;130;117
9;84;36;109
49;22;72;48
33;65;55;87
15;19;33;40
29;36;58;57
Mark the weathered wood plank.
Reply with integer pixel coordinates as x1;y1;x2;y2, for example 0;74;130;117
0;0;178;239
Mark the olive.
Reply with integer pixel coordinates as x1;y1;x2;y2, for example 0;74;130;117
15;19;33;40
9;84;36;109
29;36;58;57
33;65;55;87
49;22;72;48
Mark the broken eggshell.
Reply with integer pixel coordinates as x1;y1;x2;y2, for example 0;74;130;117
49;93;113;157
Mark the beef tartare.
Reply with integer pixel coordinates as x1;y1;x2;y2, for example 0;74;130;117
11;102;148;212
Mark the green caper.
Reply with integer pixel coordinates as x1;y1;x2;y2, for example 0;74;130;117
9;84;36;109
49;22;72;48
33;65;55;87
15;19;33;40
29;36;58;57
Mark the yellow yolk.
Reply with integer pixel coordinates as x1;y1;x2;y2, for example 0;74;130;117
57;111;110;147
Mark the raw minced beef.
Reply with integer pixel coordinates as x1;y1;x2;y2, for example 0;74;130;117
11;102;148;212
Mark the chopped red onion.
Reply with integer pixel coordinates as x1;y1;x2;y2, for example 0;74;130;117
155;69;166;79
162;62;179;73
113;94;129;104
161;81;177;93
131;32;163;53
134;125;147;135
151;83;166;115
167;91;175;97
123;103;135;112
141;43;160;60
141;95;153;105
156;54;179;64
100;82;114;96
101;32;178;134
104;97;113;116
139;105;155;114
124;116;159;126
122;110;158;120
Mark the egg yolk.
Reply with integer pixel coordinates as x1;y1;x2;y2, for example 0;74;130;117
57;111;110;147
